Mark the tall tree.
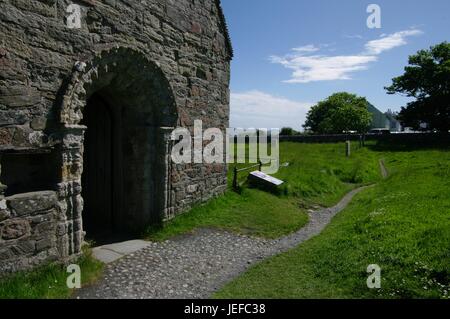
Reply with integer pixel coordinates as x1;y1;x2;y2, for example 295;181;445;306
280;127;300;136
303;92;372;134
385;42;450;132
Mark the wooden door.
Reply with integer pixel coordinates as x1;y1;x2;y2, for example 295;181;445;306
82;94;113;240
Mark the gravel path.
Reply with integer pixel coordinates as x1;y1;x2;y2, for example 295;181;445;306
76;186;370;299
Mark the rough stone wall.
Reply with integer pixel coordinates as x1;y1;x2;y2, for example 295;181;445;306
0;0;231;273
0;191;61;273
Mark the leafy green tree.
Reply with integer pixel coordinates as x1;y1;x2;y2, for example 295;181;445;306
303;92;372;134
280;127;297;136
386;42;450;132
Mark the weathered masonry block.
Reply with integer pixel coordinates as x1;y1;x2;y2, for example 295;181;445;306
0;0;232;274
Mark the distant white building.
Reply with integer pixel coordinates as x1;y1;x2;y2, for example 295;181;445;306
367;103;402;132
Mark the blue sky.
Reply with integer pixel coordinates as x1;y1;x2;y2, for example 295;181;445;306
220;0;450;130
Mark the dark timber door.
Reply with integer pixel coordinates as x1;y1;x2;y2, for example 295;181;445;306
82;94;114;242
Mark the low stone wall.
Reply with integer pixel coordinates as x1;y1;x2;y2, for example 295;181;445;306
280;133;450;144
0;191;63;274
280;134;363;143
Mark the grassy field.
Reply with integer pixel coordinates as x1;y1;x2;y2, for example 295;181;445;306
1;141;378;298
0;247;103;299
3;141;447;299
145;142;381;241
215;144;450;299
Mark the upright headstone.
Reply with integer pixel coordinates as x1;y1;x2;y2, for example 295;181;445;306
346;141;351;157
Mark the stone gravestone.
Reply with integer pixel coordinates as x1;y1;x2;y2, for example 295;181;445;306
248;171;284;193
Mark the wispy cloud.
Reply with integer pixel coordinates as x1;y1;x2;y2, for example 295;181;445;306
343;34;364;39
270;54;378;83
292;44;320;53
271;29;422;83
230;90;313;130
364;29;423;54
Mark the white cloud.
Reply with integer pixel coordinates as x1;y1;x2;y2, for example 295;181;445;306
364;29;423;54
343;34;364;39
230;90;313;131
271;29;422;83
292;44;320;53
271;54;378;83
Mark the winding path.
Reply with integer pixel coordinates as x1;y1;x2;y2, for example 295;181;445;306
76;185;371;299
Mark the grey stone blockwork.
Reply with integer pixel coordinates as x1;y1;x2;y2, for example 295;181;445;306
0;0;231;274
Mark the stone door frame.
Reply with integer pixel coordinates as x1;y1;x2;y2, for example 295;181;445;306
55;47;178;255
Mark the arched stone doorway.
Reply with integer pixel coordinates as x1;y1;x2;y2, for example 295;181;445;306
59;48;178;246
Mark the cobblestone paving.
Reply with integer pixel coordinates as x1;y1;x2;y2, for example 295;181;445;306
76;186;370;299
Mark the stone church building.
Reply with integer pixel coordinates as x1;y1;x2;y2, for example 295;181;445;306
0;0;232;273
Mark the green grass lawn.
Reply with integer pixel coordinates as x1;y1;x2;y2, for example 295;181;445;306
273;142;380;206
0;247;103;299
146;189;309;241
215;145;450;299
145;142;381;241
4;141;445;299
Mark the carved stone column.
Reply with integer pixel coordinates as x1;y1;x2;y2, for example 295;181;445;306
55;124;86;259
159;127;175;221
0;155;9;222
0;155;7;199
